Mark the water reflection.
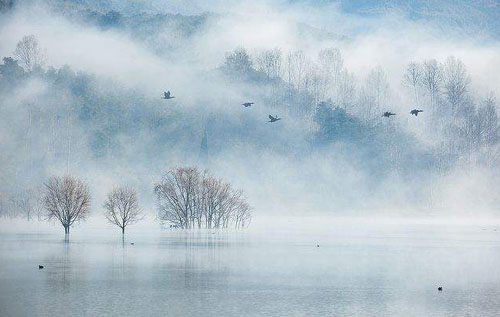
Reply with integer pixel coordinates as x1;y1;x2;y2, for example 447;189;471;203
1;224;500;316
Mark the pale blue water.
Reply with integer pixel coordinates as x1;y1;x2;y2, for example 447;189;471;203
1;219;500;316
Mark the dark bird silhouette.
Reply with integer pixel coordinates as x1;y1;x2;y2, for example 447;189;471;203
410;109;424;116
268;115;281;122
317;244;320;247
38;265;44;269
130;243;134;245
438;287;443;292
242;102;254;107
382;111;396;118
163;91;175;99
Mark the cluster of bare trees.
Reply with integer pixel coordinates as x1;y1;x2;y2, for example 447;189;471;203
230;46;500;171
402;56;500;166
0;188;44;220
0;175;144;237
282;48;354;109
240;47;486;136
154;167;251;229
254;49;474;127
1;169;251;235
446;95;500;166
359;67;390;122
255;48;283;80
43;176;144;236
403;56;471;118
242;47;390;122
224;47;351;110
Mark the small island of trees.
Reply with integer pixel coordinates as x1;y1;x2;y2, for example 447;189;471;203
154;167;251;229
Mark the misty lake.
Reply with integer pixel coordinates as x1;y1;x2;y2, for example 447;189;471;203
1;217;500;316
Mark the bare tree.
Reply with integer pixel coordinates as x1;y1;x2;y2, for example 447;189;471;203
199;173;223;229
360;67;389;121
420;59;442;117
403;62;422;108
103;186;142;234
0;194;5;218
479;94;500;146
337;69;356;111
477;94;500;167
442;56;470;114
233;198;251;229
13;35;46;71
255;48;283;80
10;190;35;221
367;67;389;109
305;63;325;105
43;175;91;235
286;50;309;93
32;187;45;221
318;48;344;98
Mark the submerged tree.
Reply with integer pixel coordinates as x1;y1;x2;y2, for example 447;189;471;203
103;186;142;234
154;167;200;229
154;167;251;229
43;175;90;235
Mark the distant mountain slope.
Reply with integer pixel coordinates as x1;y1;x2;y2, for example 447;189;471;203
337;0;500;38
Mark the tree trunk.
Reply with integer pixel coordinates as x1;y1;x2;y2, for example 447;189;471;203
122;226;125;235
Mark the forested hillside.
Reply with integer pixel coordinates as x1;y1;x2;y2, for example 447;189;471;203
1;0;499;216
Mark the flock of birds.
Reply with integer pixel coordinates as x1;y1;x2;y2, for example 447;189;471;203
383;109;424;118
163;91;282;123
164;90;423;122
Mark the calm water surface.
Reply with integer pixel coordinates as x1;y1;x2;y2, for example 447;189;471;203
1;218;500;316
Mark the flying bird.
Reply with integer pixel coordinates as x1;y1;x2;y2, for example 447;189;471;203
163;91;175;99
242;102;254;107
438;286;443;292
38;265;44;269
410;109;424;116
382;111;396;118
268;115;281;122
